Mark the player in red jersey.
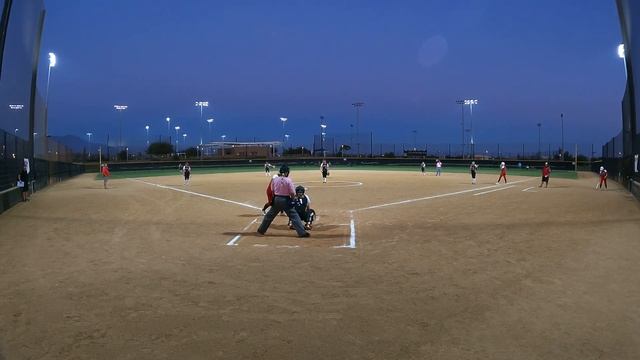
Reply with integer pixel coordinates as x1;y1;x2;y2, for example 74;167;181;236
539;162;551;188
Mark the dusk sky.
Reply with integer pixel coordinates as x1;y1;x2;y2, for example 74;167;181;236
40;0;625;150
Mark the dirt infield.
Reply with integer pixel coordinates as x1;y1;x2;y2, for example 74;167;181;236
1;169;639;359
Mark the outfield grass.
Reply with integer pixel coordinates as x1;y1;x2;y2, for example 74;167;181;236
95;164;578;180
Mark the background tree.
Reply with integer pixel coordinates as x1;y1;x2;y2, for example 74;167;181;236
147;142;174;156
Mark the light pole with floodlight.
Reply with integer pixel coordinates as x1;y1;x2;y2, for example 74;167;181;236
221;135;226;158
280;117;287;155
145;125;150;147
560;113;564;160
282;134;291;156
455;100;465;158
174;126;180;153
207;118;214;142
165;117;171;141
195;101;209;146
9;104;23;137
320;124;327;158
411;130;417;149
45;52;56;137
113;105;128;152
618;44;627;77
537;123;542;159
351;102;364;156
465;99;478;158
86;132;93;159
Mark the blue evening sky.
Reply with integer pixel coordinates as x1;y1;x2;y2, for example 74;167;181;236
40;0;625;150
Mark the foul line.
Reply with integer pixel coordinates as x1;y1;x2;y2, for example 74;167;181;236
334;211;356;249
132;179;262;211
226;218;259;246
473;185;515;196
352;179;532;212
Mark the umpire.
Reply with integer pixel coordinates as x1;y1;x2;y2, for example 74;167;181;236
257;165;310;237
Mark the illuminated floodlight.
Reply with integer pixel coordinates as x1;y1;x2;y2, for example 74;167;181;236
320;124;327;129
207;118;214;123
166;117;171;122
195;101;209;107
145;125;150;130
48;52;56;67
618;44;625;59
114;105;128;110
464;99;478;115
174;126;180;131
280;117;287;122
9;104;24;110
86;132;93;136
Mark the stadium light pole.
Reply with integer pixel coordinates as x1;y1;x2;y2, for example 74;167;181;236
537;123;542;159
560;113;564;160
456;100;465;158
320;124;327;157
349;124;354;156
183;133;187;151
174;125;180;152
195;101;208;146
618;44;627;77
221;134;226;158
145;125;150;147
464;99;478;158
165;117;171;140
352;102;364;156
412;130;417;149
45;52;56;137
207;118;214;142
284;134;290;155
113;105;128;152
280;117;287;155
86;132;93;160
9;104;23;136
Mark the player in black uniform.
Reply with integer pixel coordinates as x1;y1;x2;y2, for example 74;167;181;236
469;161;478;184
289;185;315;230
183;162;191;186
321;160;329;183
264;162;273;176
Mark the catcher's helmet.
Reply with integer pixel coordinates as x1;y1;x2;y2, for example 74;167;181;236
295;185;305;194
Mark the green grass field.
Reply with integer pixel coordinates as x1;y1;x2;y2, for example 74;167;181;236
95;164;578;180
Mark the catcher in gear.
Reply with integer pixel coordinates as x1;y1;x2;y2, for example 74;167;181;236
289;185;316;230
